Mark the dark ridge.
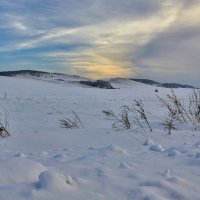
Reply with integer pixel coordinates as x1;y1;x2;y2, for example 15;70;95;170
162;83;194;89
0;70;81;78
131;79;160;86
80;80;115;89
0;70;50;77
0;70;195;89
131;78;195;89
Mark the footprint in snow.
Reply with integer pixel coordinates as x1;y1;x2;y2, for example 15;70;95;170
194;142;200;148
14;152;27;158
119;162;132;169
163;169;179;183
52;153;68;161
196;152;200;158
149;144;164;152
143;138;154;146
165;148;181;157
98;144;129;156
36;170;74;191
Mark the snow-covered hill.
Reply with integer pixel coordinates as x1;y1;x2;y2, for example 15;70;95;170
0;75;200;200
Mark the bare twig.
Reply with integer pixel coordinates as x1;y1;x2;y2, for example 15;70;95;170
129;99;152;132
103;99;152;133
59;111;83;129
157;89;200;132
0;110;10;138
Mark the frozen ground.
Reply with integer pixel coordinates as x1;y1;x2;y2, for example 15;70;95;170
0;75;200;200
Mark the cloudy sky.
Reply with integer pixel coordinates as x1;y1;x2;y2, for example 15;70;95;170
0;0;200;86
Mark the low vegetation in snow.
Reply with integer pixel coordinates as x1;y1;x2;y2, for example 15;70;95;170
0;75;200;200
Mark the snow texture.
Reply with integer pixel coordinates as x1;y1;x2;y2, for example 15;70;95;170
0;75;199;199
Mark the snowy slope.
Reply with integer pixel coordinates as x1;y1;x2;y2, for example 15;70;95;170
0;76;200;200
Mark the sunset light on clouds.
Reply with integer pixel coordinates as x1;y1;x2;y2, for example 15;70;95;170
0;0;200;85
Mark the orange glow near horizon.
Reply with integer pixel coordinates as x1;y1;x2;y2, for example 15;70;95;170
69;50;134;79
81;65;134;79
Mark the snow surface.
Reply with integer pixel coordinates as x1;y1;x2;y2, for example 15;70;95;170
0;75;200;200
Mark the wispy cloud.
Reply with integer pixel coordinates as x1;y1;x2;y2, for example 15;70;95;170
0;0;199;85
133;1;200;86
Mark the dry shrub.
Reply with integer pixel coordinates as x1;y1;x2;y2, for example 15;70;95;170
112;106;132;130
103;99;152;133
59;111;84;129
0;111;10;138
158;89;200;133
188;89;200;130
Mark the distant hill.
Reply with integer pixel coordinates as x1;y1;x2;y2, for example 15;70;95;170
0;70;195;89
0;70;81;78
0;70;115;89
0;70;45;77
131;79;195;89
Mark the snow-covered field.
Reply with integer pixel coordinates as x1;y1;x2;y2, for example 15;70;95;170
0;75;200;200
